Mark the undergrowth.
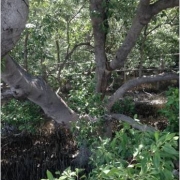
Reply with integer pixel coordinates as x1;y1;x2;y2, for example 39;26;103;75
42;123;179;180
1;99;44;134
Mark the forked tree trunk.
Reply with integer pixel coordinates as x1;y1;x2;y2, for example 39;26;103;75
109;0;179;70
89;0;178;94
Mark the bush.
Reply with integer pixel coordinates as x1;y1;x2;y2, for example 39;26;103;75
68;80;105;116
159;87;179;132
43;123;179;180
111;96;135;116
1;99;44;133
88;124;179;180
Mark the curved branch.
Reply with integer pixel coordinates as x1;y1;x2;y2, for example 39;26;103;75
151;0;179;16
65;42;91;60
106;73;179;111
58;42;92;74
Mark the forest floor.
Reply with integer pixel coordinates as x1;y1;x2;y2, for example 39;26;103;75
1;82;177;180
128;90;168;130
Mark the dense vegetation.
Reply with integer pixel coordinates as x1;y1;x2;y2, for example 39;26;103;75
1;0;179;180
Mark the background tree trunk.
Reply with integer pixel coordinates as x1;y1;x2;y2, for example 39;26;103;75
90;0;111;95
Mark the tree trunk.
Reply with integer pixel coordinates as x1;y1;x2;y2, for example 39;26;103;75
1;55;78;127
1;0;29;57
90;0;111;94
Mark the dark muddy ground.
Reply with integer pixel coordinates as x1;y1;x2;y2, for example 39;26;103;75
1;125;77;180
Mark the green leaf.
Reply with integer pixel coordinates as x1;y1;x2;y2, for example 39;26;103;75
153;152;160;169
173;136;179;140
154;131;159;142
58;176;67;180
165;133;176;141
46;170;54;180
163;169;173;180
108;167;121;176
158;133;167;143
162;144;178;156
102;169;110;174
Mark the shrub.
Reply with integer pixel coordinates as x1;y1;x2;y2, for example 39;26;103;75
111;96;135;116
1;99;44;133
43;123;179;180
159;87;179;132
88;124;179;180
68;80;105;116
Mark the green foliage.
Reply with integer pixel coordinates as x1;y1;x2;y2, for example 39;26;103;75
111;96;135;116
1;99;44;133
43;123;179;180
126;8;178;69
11;0;178;93
46;170;54;180
88;125;179;180
11;0;93;90
41;168;86;180
159;87;179;132
68;80;105;116
70;117;106;147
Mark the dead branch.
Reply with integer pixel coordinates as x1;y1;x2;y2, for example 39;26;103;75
110;113;156;132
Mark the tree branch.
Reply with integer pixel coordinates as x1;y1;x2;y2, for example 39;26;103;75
151;0;179;16
58;42;92;74
108;1;150;70
110;113;156;132
140;0;151;6
108;0;179;70
69;5;85;23
65;42;92;60
106;73;179;111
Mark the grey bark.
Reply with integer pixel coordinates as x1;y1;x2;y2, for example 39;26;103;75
1;0;29;57
90;0;111;94
89;0;178;94
110;114;156;132
1;55;78;127
109;0;179;70
106;73;179;111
